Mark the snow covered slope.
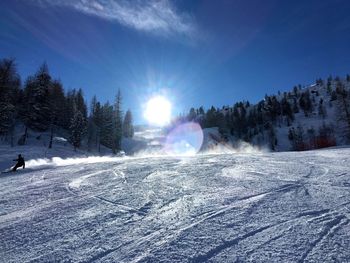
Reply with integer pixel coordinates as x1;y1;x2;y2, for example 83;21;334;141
269;81;343;151
1;148;350;262
196;77;350;152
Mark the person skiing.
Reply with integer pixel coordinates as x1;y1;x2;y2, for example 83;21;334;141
12;154;25;171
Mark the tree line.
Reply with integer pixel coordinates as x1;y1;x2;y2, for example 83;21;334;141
179;74;350;151
0;58;134;152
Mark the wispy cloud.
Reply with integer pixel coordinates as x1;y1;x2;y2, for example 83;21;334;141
31;0;197;39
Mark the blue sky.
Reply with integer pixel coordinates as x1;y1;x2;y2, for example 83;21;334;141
1;0;350;124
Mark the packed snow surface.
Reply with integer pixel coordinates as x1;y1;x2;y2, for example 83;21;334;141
1;148;350;262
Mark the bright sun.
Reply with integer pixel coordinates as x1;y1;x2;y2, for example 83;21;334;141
144;96;172;126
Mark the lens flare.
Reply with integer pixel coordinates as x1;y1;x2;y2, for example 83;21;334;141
164;122;204;155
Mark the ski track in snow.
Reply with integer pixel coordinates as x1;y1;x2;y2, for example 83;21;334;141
1;148;350;262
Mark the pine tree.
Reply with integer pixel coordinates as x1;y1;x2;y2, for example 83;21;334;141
198;107;205;115
22;63;52;132
188;108;196;121
87;116;97;152
49;80;65;124
229;103;248;138
197;106;205;126
299;91;312;116
203;106;214;128
123;109;134;138
216;110;228;136
113;90;123;153
48;80;65;148
62;90;74;129
75;88;87;119
70;109;85;151
100;102;114;149
87;96;98;151
264;96;281;123
281;97;294;126
92;98;103;151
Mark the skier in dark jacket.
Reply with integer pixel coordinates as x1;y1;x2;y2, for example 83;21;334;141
12;154;25;171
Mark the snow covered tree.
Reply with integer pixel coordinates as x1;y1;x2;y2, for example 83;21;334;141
100;102;114;149
264;96;281;123
123;109;134;138
61;88;87;131
92;98;103;151
87;96;98;151
49;80;65;124
70;109;86;151
75;88;87;120
230;103;248;138
204;106;218;128
62;90;75;130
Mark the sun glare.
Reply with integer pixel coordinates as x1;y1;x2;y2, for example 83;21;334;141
144;96;172;126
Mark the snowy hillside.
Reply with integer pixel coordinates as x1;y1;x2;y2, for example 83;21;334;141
269;79;349;151
184;76;350;152
1;147;350;262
